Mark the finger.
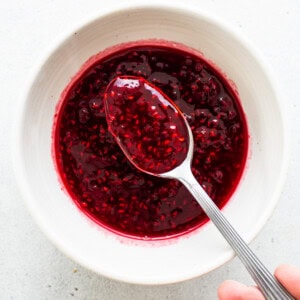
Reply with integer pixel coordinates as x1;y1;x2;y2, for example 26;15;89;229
218;280;265;300
275;264;300;299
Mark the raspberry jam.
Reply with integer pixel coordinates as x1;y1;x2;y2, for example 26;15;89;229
53;42;248;239
104;76;189;174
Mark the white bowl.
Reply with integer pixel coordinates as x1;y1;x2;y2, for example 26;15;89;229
14;2;287;284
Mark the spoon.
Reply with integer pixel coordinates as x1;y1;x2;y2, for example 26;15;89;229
104;76;294;300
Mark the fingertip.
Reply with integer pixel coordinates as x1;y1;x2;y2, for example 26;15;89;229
275;264;300;279
218;280;264;300
218;280;247;300
274;264;300;298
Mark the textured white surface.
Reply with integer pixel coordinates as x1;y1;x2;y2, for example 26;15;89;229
1;0;300;299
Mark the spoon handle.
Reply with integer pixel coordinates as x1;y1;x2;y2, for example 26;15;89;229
179;171;294;300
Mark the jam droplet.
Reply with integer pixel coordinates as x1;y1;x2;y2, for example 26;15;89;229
104;76;189;174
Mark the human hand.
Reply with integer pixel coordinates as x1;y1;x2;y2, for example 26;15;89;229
218;264;300;300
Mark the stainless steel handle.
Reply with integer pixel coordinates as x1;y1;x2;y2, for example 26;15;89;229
179;170;294;300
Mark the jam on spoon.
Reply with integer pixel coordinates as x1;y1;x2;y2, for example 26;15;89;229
104;76;294;300
104;76;189;174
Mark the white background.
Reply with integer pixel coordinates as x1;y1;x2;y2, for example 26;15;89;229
1;0;300;299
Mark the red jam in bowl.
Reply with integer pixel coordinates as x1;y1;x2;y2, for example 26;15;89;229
53;41;248;239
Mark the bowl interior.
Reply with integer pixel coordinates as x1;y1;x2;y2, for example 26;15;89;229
15;4;286;284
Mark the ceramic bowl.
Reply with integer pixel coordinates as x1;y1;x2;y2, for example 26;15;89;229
14;2;287;284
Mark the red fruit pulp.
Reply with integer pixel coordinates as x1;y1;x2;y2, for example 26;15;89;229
53;42;248;239
104;76;189;174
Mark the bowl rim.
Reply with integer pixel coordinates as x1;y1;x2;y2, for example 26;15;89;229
12;0;289;284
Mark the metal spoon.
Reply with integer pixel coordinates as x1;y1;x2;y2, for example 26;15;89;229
105;76;294;300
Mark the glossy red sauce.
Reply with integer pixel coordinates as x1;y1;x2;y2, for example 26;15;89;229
53;42;248;239
104;76;189;174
